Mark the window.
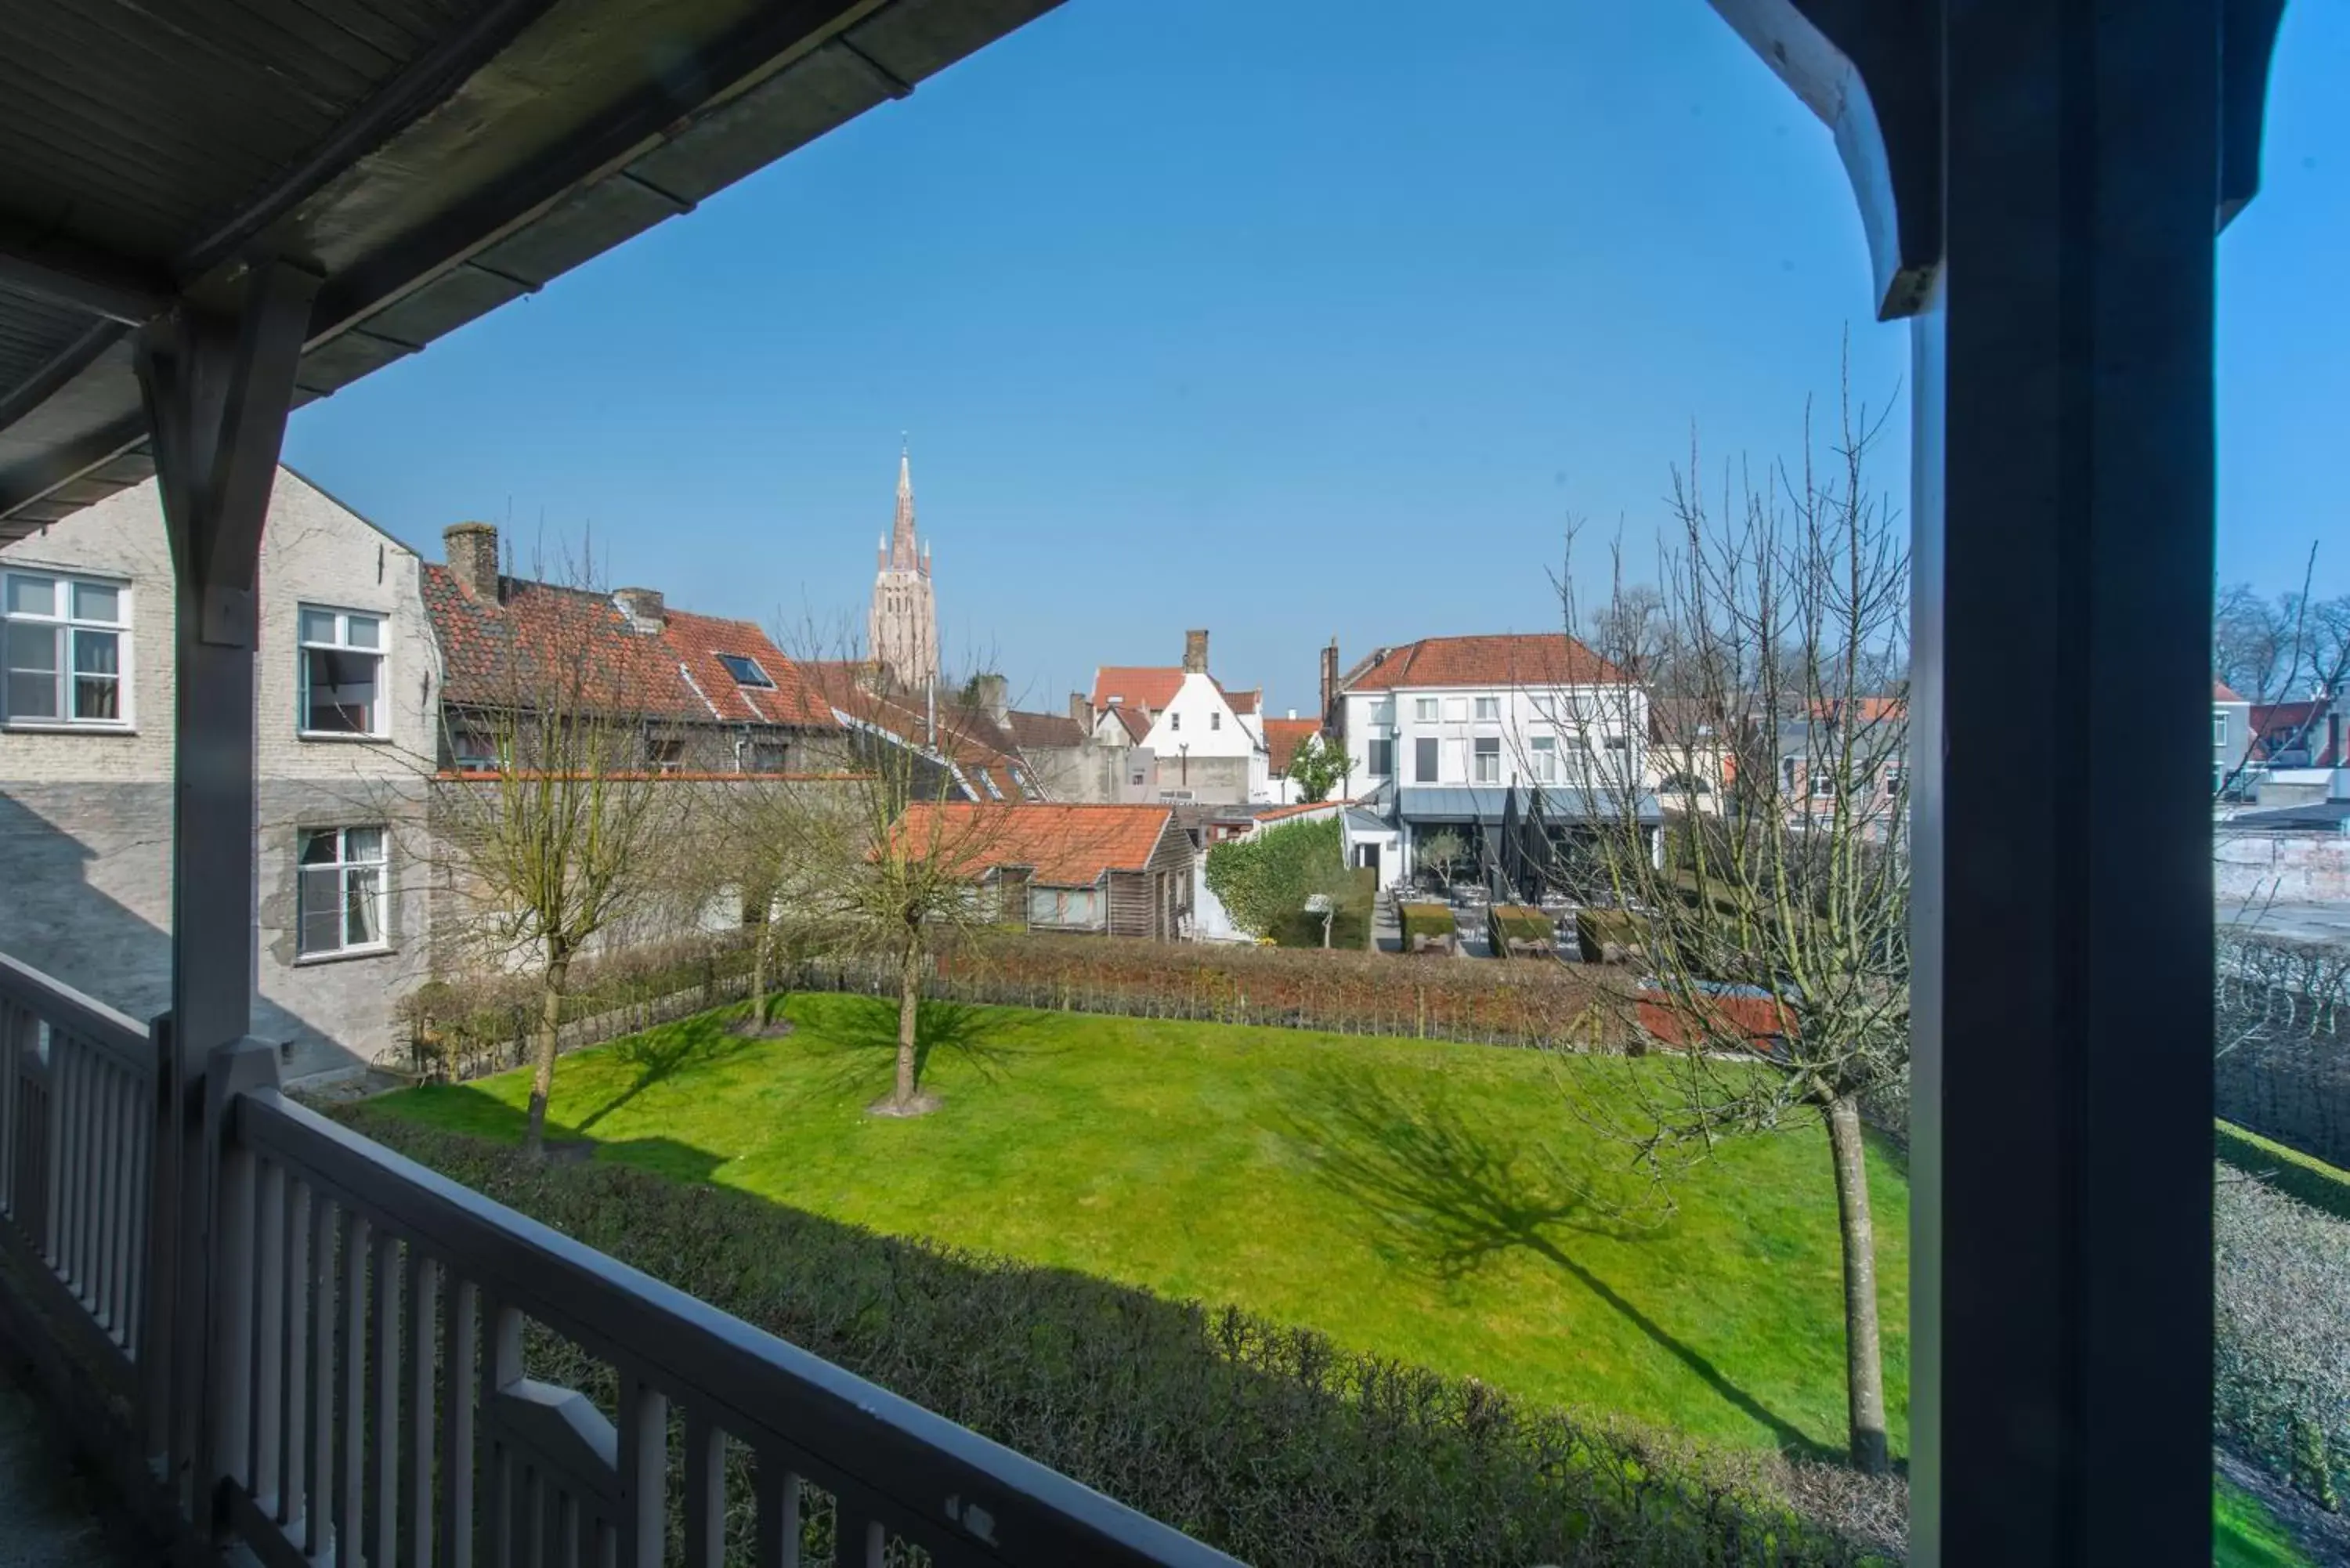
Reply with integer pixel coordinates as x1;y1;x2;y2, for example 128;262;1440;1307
1170;712;1180;732
1810;761;1836;798
1210;711;1221;731
298;607;385;735
1781;756;1800;794
718;653;775;688
2211;707;2229;748
4;572;128;725
1531;734;1558;782
1368;737;1394;777
1473;735;1500;783
1884;760;1906;794
646;736;685;771
1414;697;1438;722
1130;771;1146;786
1474;695;1500;721
1442;697;1469;722
1414;735;1440;782
450;725;498;770
1371;699;1394;724
298;827;388;957
744;741;790;772
1029;886;1101;927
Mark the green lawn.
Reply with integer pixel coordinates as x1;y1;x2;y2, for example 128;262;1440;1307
371;992;1910;1458
2215;1475;2318;1568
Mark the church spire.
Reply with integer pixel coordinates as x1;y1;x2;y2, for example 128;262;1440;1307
891;438;918;570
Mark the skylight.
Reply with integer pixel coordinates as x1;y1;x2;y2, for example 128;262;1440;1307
718;653;773;688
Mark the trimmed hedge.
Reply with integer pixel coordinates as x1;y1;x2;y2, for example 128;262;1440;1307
340;1107;1907;1566
1204;815;1343;940
1397;901;1457;954
1488;905;1556;959
2218;1119;2350;1226
2214;1167;2350;1512
1268;866;1377;951
913;934;1626;1049
1577;908;1650;965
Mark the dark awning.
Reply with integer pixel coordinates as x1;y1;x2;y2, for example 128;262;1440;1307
0;0;1062;537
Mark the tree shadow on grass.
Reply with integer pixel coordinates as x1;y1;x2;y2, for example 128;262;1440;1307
787;994;1055;1104
574;1012;762;1135
1272;1066;1831;1460
375;1085;731;1184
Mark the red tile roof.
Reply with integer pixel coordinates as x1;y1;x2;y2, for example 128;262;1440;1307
1253;799;1346;822
2214;681;2247;703
805;664;1044;800
1263;717;1319;772
422;566;835;731
891;803;1176;886
2251;699;2341;765
1340;633;1626;692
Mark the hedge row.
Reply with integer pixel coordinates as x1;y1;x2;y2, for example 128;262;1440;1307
339;1107;1906;1566
396;930;762;1081
920;932;1629;1048
2214;1166;2350;1512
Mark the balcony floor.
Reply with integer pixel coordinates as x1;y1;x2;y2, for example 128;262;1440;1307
0;1354;153;1567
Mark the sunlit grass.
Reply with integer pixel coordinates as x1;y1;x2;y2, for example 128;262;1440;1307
372;991;1909;1457
2214;1474;2316;1568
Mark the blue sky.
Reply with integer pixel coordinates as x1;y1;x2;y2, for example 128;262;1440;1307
284;0;2347;715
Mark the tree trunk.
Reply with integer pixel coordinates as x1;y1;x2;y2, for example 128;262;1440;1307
1824;1093;1891;1472
895;938;921;1106
749;910;772;1028
524;952;571;1158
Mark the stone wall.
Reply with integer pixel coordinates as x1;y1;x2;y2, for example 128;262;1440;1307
2215;832;2350;905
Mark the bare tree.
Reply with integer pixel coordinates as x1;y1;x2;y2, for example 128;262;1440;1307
428;545;674;1155
1556;369;1909;1475
2215;582;2293;704
781;656;1060;1116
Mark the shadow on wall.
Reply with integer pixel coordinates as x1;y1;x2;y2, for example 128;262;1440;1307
0;790;352;1077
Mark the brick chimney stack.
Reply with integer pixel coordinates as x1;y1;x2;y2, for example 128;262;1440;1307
1319;638;1340;727
1182;628;1209;674
443;522;500;602
613;587;665;632
1069;691;1090;726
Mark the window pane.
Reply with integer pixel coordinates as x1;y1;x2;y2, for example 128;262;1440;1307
344;866;384;946
6;671;56;720
299;830;339;867
298;867;343;954
5;576;55;616
73;674;119;721
299;608;338;645
344;826;385;863
7;621;56;674
306;648;381;732
71;629;118;676
344;614;381;650
70;582;120;623
1415;736;1439;782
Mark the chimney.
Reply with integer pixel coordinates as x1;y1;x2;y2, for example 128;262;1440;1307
1319;638;1340;725
443;522;501;602
1183;628;1209;674
1286;708;1297;721
971;672;1009;725
613;587;665;632
1069;691;1090;726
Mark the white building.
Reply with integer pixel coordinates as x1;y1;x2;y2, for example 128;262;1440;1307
1090;629;1270;805
1331;632;1648;890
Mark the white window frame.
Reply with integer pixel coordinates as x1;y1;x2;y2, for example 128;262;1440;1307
297;826;391;959
1472;735;1501;784
2211;707;2229;749
1169;711;1181;732
3;570;132;729
1530;733;1559;782
1368;736;1395;778
1414;697;1438;723
1474;695;1501;721
298;605;389;739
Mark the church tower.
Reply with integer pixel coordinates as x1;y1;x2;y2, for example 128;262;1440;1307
868;443;939;690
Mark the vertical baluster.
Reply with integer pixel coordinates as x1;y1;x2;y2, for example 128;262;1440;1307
70;1042;94;1295
0;1001;16;1214
280;1180;309;1530
753;1451;803;1568
338;1210;368;1564
45;1033;70;1272
682;1407;724;1568
484;1301;522;1568
615;1376;666;1568
407;1254;436;1567
210;1089;258;1499
87;1057;114;1319
100;1059;125;1326
555;1488;581;1568
374;1230;403;1568
830;1497;882;1568
517;1464;544;1568
251;1158;286;1508
125;1064;150;1362
440;1277;479;1568
108;1061;136;1339
303;1193;334;1557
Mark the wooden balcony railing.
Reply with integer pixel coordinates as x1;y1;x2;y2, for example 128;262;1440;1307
0;952;1237;1568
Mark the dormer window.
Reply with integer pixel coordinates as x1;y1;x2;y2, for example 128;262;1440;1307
1210;711;1221;731
718;653;774;688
